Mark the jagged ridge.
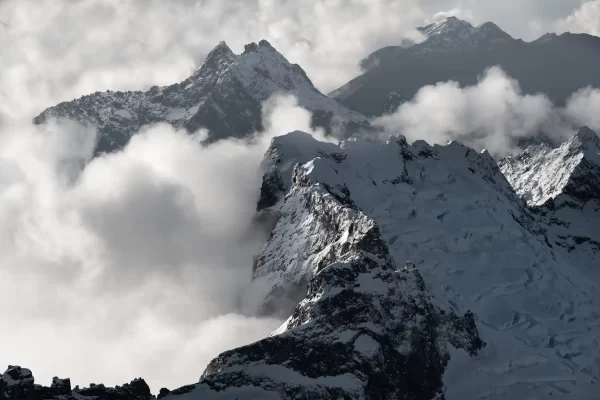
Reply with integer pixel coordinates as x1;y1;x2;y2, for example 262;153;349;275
35;40;370;154
161;158;484;399
245;130;600;398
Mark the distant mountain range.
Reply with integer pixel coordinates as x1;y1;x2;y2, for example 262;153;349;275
34;40;370;154
331;16;600;116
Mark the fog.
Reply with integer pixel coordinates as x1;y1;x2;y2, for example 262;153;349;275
0;95;326;391
1;0;599;393
375;66;600;156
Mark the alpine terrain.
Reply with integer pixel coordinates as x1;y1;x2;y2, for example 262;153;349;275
11;18;600;400
331;16;600;117
7;126;600;399
34;40;370;154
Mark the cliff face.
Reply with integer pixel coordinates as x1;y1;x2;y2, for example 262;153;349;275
162;152;485;400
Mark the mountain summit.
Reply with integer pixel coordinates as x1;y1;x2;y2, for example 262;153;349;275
34;40;369;153
332;17;600;116
416;17;513;50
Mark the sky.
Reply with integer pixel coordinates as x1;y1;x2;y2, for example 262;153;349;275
0;0;599;393
1;0;599;119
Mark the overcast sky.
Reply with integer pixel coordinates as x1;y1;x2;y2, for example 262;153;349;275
0;0;598;119
0;0;599;393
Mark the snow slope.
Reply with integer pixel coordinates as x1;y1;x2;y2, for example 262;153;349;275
242;130;600;399
500;126;600;284
34;41;370;153
160;139;484;399
6;129;600;399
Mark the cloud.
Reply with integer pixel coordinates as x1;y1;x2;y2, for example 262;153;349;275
554;0;600;36
564;86;600;131
0;95;327;392
0;0;427;119
0;0;594;122
374;66;600;156
2;0;600;394
373;67;556;155
432;8;474;22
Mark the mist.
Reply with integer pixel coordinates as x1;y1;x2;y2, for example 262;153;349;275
0;95;326;391
1;0;600;393
374;66;600;156
0;0;427;118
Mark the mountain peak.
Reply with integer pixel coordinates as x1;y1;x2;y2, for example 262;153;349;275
477;21;513;39
570;126;600;149
419;16;474;37
34;38;369;153
243;39;278;55
500;127;600;206
416;17;513;52
202;40;236;69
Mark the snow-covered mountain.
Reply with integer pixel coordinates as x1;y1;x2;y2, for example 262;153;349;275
500;126;600;207
332;17;600;116
204;129;599;399
12;20;600;399
500;126;600;274
155;131;486;399
5;128;600;399
416;17;514;52
34;40;370;153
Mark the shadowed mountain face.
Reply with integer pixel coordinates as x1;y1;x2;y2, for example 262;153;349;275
34;40;370;154
331;17;600;116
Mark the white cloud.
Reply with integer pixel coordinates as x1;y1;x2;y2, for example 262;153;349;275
564;86;600;130
0;95;326;392
374;67;558;155
0;0;427;120
2;0;600;394
432;8;474;22
554;0;600;36
374;66;600;156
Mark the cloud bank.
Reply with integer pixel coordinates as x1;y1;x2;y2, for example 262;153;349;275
0;95;327;392
2;0;591;120
374;66;600;156
1;0;600;393
0;0;427;118
554;0;600;37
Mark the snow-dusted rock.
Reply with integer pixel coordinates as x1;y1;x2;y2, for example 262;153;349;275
500;126;600;208
0;366;152;400
332;17;600;118
500;126;600;280
416;17;514;52
35;41;370;153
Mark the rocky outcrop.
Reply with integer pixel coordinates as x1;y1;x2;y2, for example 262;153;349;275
0;366;152;400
